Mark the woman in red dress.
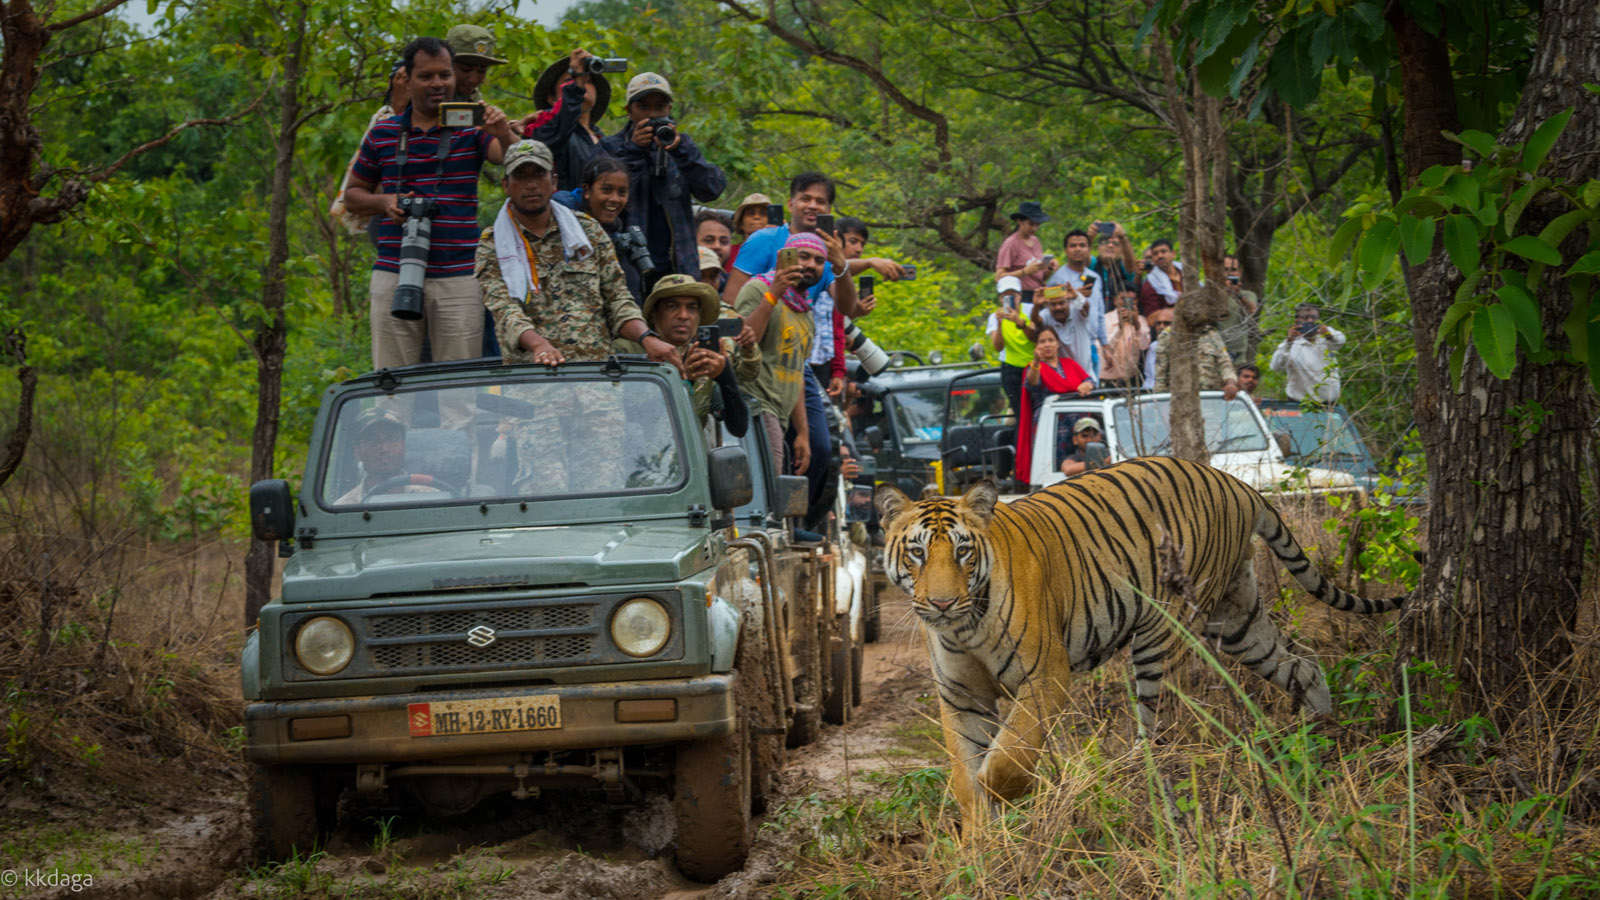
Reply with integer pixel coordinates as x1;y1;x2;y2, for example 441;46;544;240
1014;328;1093;486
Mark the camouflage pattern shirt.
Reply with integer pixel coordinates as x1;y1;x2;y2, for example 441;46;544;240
1153;325;1238;392
475;210;644;363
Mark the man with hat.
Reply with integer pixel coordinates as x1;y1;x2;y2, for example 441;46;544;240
995;201;1052;303
525;48;615;193
475;139;677;368
333;409;445;505
602;72;726;286
615;273;758;436
445;24;506;103
697;245;725;288
1059;416;1109;478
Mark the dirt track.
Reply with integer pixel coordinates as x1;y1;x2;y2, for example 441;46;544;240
14;592;937;900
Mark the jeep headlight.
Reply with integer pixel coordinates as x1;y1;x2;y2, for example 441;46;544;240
295;616;354;676
611;597;671;657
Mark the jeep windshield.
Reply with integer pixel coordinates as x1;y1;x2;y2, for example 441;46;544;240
892;384;1012;444
318;376;685;509
1112;395;1268;458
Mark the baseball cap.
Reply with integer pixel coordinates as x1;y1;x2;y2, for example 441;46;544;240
354;407;404;438
1073;417;1103;435
643;274;720;326
996;275;1023;295
446;25;508;66
502;140;554;176
626;72;673;104
698;246;724;274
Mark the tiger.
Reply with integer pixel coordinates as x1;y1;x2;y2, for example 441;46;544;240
873;456;1405;822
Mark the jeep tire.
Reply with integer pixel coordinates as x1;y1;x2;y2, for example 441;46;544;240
248;763;338;864
862;575;881;643
672;688;752;883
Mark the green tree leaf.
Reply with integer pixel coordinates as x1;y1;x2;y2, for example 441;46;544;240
1473;302;1517;379
1495;284;1543;353
1328;216;1364;265
1503;234;1562;266
1444;129;1497;158
1397;214;1436;266
1443;214;1481;274
1568;250;1600;275
1537;208;1593;249
1358;218;1401;288
1441;173;1480;212
1501;177;1552;238
1521;108;1574;174
1436;299;1480;350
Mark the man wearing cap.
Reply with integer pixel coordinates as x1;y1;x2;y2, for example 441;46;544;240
476;139;675;367
526;48;615;193
734;231;852;478
445;24;506;102
333;409;444;505
697;245;724;288
343;36;516;375
615;274;757;436
985;276;1037;416
995;201;1052;303
602;72;726;285
1059;416;1109;478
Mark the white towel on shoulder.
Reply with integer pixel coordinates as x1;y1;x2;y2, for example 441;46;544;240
1147;260;1183;305
493;200;593;301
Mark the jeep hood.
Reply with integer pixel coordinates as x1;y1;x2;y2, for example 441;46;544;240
278;524;711;603
1213;458;1357;492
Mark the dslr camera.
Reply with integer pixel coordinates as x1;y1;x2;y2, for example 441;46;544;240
844;321;890;377
611;225;657;276
391;195;439;321
583;57;630;74
646;116;677;146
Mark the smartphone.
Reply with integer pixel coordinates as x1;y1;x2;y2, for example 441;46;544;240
1042;253;1055;264
1002;293;1018;312
439;101;484;128
902;264;917;280
1081;274;1096;290
767;203;784;226
777;247;799;271
858;275;874;296
696;326;718;350
816;214;835;236
1097;221;1114;238
715;316;744;341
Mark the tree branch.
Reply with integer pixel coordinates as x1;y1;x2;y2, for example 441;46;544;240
44;0;135;34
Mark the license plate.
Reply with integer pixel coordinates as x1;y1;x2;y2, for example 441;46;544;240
407;695;561;737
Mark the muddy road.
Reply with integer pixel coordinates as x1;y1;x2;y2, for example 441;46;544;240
12;592;940;900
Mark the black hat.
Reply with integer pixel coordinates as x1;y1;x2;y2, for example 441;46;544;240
1010;201;1051;224
533;58;611;126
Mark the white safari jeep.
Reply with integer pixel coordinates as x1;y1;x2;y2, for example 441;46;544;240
1006;391;1360;501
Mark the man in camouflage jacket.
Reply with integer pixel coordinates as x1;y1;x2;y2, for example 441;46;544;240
475;139;682;491
1153;322;1241;401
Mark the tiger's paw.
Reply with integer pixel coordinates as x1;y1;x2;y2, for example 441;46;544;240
976;751;1033;801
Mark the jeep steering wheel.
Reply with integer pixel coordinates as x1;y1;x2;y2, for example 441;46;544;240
361;474;459;502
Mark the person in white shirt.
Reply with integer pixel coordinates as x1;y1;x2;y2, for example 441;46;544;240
1041;229;1106;377
1270;304;1345;403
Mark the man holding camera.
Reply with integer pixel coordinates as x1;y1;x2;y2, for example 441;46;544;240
1270;304;1345;403
734;232;852;480
1218;253;1260;364
344;36;515;373
1039;228;1107;378
603;73;726;286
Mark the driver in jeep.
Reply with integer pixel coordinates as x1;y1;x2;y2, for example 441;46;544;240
334;409;445;504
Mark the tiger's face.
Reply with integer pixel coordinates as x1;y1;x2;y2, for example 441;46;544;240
874;480;999;627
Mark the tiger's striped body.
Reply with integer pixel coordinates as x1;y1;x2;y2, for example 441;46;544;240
874;456;1404;822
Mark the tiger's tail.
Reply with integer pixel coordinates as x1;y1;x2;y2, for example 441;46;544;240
1254;506;1407;614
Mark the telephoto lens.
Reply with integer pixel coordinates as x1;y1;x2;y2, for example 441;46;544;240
617;225;658;276
844;321;890;376
391;196;436;321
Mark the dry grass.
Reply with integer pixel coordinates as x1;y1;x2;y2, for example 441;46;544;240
0;529;246;803
772;503;1600;899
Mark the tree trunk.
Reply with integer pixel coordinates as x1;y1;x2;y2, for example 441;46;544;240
243;2;308;628
1397;0;1596;721
1227;203;1274;363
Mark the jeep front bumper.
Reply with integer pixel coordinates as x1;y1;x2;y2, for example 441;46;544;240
244;675;733;765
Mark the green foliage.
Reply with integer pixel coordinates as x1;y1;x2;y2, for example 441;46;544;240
1333;112;1600;390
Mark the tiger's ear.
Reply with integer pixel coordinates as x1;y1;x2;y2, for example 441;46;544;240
961;478;999;526
874;483;912;528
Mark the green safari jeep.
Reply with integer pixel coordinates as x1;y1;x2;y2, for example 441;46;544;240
242;358;819;881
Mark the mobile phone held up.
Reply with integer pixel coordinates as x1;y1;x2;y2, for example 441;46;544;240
767;203;784;227
815;214;835;236
777;247;799;272
858;275;874;297
1097;221;1114;238
440;102;485;128
696;326;719;351
902;264;917;280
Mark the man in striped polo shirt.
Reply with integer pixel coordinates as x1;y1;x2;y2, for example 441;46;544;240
344;36;516;372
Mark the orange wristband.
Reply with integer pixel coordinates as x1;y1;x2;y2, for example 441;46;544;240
764;291;778;307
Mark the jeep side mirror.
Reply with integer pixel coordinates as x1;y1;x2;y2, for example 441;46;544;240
863;426;884;453
707;446;753;510
1085;441;1110;469
774;475;809;519
250;479;295;542
1273;431;1293;457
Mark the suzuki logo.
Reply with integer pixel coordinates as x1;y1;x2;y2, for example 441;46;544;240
466;625;497;648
